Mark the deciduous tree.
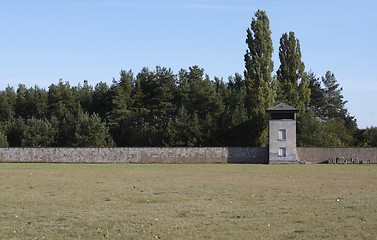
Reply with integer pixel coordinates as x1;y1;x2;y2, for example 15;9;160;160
276;32;310;112
244;9;275;146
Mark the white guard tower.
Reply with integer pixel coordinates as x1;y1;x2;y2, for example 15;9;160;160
267;103;299;164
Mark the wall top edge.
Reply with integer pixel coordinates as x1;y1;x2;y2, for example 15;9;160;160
0;147;268;150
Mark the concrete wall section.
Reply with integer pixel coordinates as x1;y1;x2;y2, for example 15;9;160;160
0;147;268;164
269;119;297;164
0;148;140;163
228;147;268;164
297;148;377;164
1;147;376;164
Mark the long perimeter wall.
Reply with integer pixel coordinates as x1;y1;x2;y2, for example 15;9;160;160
0;147;376;164
0;147;268;164
297;147;377;164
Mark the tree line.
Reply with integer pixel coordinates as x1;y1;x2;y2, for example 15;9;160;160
0;10;376;148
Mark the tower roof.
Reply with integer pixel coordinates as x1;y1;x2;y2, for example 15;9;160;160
267;103;299;112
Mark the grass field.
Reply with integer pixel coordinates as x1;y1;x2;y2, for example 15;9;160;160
0;164;376;239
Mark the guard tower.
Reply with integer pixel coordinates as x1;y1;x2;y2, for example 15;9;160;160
267;103;299;164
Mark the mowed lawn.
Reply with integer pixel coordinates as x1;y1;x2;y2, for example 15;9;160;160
0;164;376;239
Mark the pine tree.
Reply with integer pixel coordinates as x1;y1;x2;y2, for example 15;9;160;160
132;67;178;146
107;70;134;146
29;86;48;119
107;70;133;126
15;84;29;119
321;71;357;146
6;118;26;147
47;80;81;119
307;71;326;116
188;66;224;119
92;82;110;120
244;10;275;146
74;80;93;113
0;130;8;147
0;88;15;122
22;118;56;147
74;111;114;147
321;71;347;120
166;106;202;147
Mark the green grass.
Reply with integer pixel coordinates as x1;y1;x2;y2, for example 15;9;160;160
0;164;376;239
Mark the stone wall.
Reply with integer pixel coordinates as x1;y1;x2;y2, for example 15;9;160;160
1;147;376;164
0;147;268;164
297;148;377;164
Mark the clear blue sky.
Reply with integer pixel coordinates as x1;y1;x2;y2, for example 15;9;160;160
0;0;376;128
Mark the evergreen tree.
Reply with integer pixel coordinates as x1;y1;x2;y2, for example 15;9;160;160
150;66;178;125
133;67;178;146
28;86;48;119
307;71;326;116
55;111;113;147
225;74;248;127
0;130;9;147
218;74;249;146
73;111;114;147
108;70;133;125
177;69;191;107
126;73;148;146
321;71;347;120
74;80;93;113
56;112;77;146
15;84;29;119
22;118;56;147
276;32;310;111
185;66;223;119
0;87;16;122
321;71;357;145
47;80;81;119
6;118;26;147
107;70;133;146
14;85;48;119
92;81;110;119
166;106;202;147
244;9;275;146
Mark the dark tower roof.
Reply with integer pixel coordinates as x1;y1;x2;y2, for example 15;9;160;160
267;103;299;113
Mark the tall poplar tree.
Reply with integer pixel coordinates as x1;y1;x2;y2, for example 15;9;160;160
276;32;310;111
244;10;274;146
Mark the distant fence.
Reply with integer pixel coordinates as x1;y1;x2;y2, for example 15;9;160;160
1;147;376;164
0;147;268;164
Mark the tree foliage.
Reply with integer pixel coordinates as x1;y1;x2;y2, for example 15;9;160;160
297;70;358;147
244;10;275;146
321;71;348;120
0;130;8;147
22;118;57;147
359;127;377;147
0;9;366;148
276;32;310;112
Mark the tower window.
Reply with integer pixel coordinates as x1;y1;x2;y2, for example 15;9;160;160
279;129;286;140
278;147;287;157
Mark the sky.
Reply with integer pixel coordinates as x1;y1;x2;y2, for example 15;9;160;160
0;0;376;128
